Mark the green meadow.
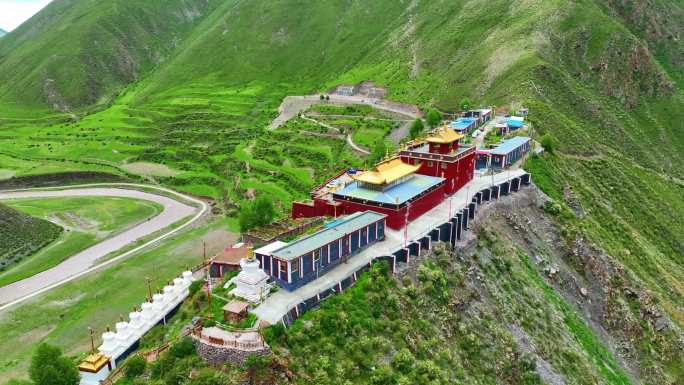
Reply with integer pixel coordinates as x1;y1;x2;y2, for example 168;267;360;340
0;197;162;287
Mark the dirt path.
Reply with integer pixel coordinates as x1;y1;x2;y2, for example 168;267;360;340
269;95;421;130
346;134;370;155
0;184;208;311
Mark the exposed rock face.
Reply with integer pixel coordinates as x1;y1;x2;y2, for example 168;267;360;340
470;185;683;384
193;337;271;366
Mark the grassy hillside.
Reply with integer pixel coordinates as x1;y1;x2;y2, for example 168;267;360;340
0;203;62;272
0;0;681;383
0;0;224;115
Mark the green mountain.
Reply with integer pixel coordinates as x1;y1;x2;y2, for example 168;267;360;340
0;29;6;38
0;0;682;384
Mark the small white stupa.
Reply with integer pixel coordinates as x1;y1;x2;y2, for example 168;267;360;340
228;247;271;304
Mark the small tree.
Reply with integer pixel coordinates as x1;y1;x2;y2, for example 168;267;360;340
29;344;79;385
169;337;195;359
540;133;554;154
253;195;276;227
368;139;387;165
239;195;276;231
459;97;471;111
409;118;424;139
319;94;325;100
125;356;146;379
426;108;442;128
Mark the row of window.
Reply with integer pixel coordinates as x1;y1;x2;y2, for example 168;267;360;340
409;158;449;169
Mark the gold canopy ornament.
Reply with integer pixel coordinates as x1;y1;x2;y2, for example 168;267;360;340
425;125;463;144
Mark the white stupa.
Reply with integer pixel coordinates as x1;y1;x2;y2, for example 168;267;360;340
228;248;271;304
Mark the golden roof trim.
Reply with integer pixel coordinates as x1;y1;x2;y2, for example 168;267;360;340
352;158;419;185
426;126;463;144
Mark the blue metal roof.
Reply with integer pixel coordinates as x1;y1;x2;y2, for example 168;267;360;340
449;117;477;131
490;136;531;155
333;174;444;205
270;211;386;261
507;118;524;128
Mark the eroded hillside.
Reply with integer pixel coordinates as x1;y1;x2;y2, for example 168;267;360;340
264;186;682;385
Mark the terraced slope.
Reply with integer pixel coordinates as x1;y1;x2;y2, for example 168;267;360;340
0;0;681;384
0;203;62;272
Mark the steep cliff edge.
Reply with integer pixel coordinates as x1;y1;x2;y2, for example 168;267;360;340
263;186;682;385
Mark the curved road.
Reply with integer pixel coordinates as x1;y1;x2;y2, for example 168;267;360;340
0;184;207;311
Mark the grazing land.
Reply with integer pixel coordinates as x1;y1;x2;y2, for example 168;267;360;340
0;197;162;287
0;0;681;384
0;217;237;383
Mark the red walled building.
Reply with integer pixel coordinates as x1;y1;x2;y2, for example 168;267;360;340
399;127;475;194
292;126;475;230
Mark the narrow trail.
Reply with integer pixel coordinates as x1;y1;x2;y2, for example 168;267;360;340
0;183;208;311
346;134;371;155
302;114;370;155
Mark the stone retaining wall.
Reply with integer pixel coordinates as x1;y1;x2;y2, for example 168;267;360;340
193;337;271;365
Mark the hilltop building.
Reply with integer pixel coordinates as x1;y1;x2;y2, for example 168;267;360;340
210;243;251;278
507;116;525;130
463;108;493;125
449;117;478;133
399;126;476;195
255;211;386;291
490;136;531;169
293;158;446;229
292;126;475;229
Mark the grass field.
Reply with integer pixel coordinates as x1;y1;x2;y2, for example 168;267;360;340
0;216;236;384
0;197;162;287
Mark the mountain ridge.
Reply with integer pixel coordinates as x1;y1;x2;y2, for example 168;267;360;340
0;1;682;384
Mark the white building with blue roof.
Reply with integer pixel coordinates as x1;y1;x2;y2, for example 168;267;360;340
254;211;387;291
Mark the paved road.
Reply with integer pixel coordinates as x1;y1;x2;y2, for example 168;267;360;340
269;95;421;130
0;184;207;310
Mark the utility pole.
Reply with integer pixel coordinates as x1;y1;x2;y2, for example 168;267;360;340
205;265;212;318
404;201;410;249
88;327;95;353
145;277;153;302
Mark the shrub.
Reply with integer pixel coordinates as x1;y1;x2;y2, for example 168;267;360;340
189;280;203;296
188;368;234;385
169;337;195;359
459;97;471;111
238;195;276;231
125;356;146;379
368;139;387;166
425;108;442;128
540;133;554;154
409;118;424;139
29;344;79;385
